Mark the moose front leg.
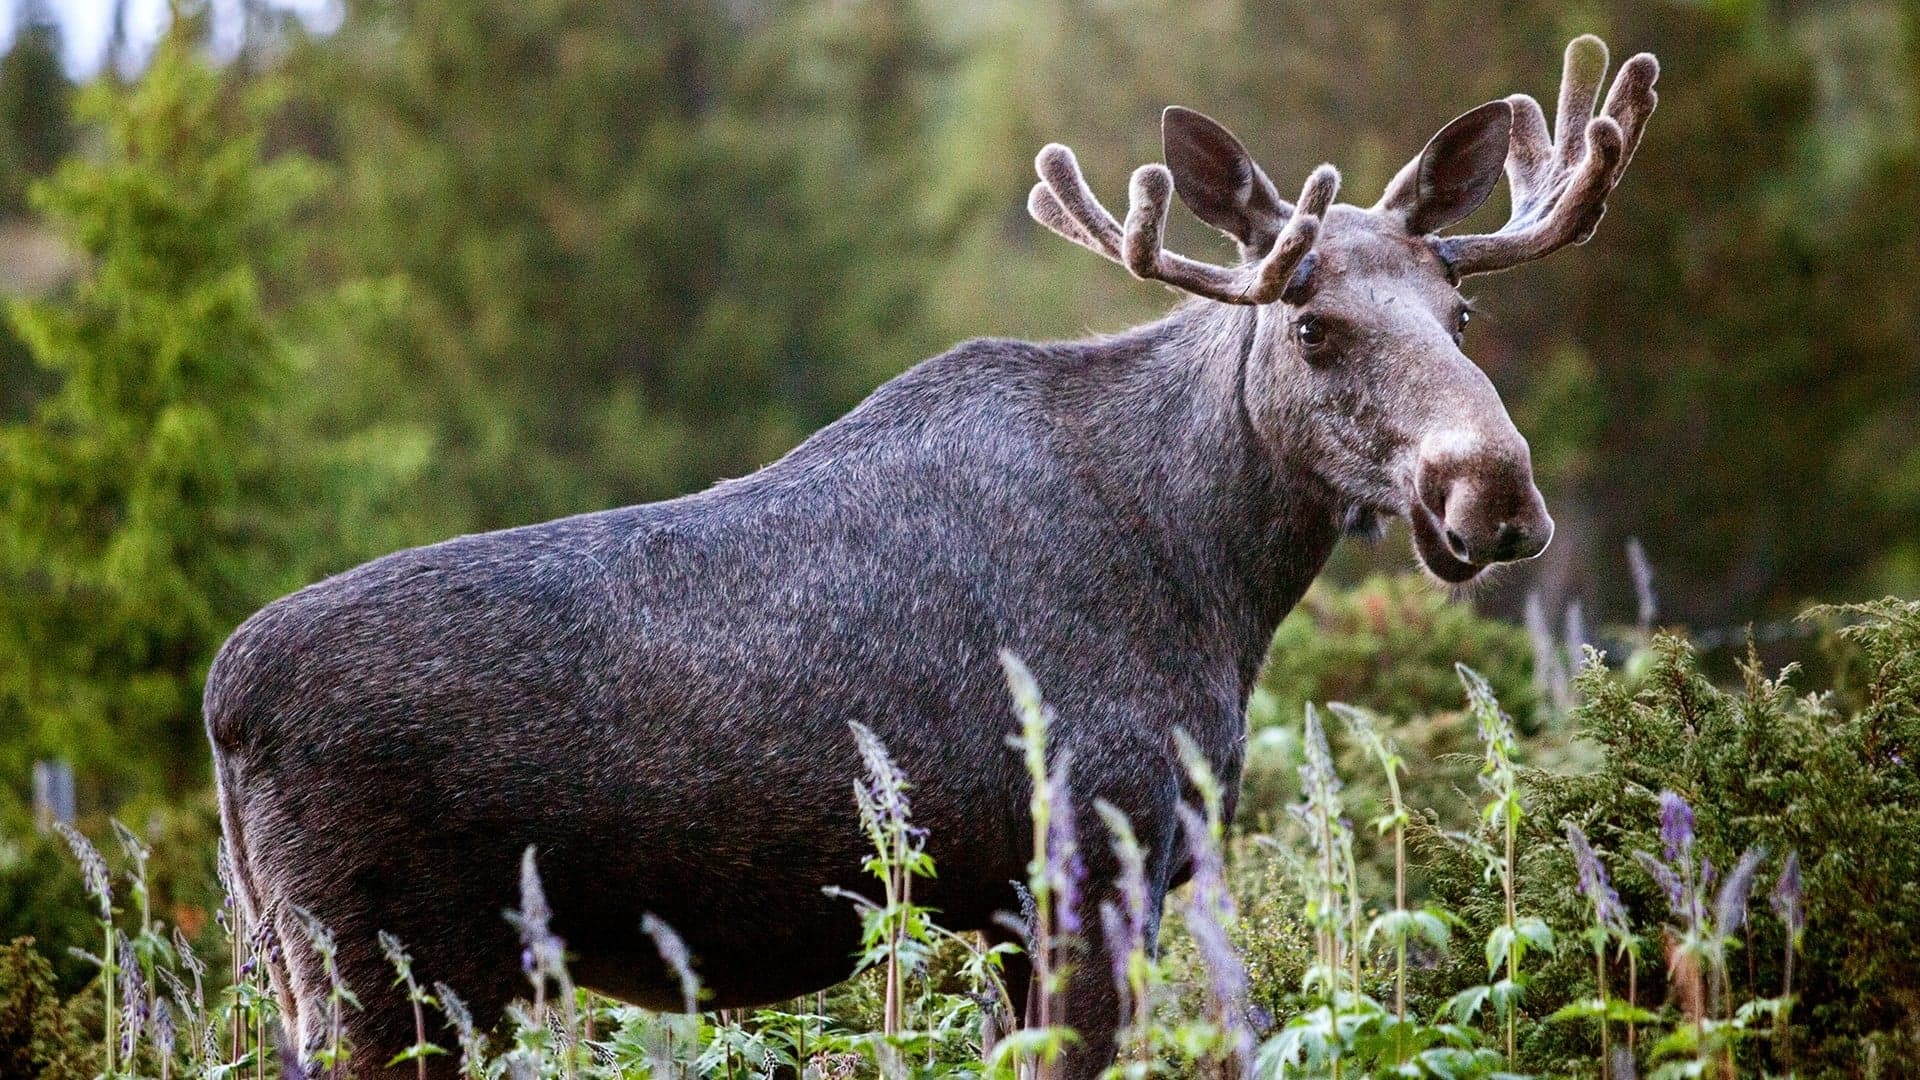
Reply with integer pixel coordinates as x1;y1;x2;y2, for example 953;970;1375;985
1034;785;1178;1080
1045;864;1176;1080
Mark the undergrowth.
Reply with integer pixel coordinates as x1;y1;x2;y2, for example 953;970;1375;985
4;597;1915;1078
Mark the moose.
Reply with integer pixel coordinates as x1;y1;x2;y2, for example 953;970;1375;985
207;36;1657;1078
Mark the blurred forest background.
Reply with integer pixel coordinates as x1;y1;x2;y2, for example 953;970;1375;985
0;0;1915;809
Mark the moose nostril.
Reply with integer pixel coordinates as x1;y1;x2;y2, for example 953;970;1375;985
1444;527;1470;561
1494;522;1523;558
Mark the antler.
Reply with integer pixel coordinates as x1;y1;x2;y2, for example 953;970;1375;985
1028;144;1338;306
1436;35;1659;277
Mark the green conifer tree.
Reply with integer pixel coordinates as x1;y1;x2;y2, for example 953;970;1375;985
0;27;418;797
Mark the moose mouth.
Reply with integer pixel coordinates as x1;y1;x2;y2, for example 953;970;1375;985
1407;497;1486;584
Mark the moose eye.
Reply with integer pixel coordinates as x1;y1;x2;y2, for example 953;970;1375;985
1295;315;1326;348
1453;308;1471;342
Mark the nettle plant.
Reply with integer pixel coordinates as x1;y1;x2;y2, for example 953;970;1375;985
35;602;1920;1079
14;671;1746;1080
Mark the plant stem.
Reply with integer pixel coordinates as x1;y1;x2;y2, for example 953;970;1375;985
1627;950;1638;1060
413;993;428;1080
1781;941;1794;1075
1505;810;1517;1065
229;925;243;1066
1346;841;1362;1009
104;921;118;1079
1393;812;1407;1062
884;834;903;1037
1596;945;1610;1080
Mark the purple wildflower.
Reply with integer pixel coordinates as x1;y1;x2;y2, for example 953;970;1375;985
1564;598;1590;674
1524;592;1572;710
1045;751;1086;936
1299;707;1343;801
152;996;177;1061
641;913;700;1014
1626;537;1658;632
1099;901;1131;998
1715;847;1767;936
1095;799;1149;1012
53;822;113;920
434;981;486;1074
1632;850;1685;916
1771;851;1805;945
378;930;414;982
242;920;277;980
1178;805;1252;1072
172;925;205;1005
509;847;565;980
1290;706;1347;866
111;818;151;869
1566;824;1629;937
849;721;914;838
157;966;196;1034
1659;791;1695;866
1176;805;1247;1032
119;931;147;1059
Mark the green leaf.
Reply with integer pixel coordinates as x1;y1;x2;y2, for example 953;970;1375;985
387;1044;449;1066
1485;924;1513;975
1514;916;1555;953
1442;984;1492;1025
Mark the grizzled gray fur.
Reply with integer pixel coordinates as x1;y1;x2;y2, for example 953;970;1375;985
207;35;1656;1080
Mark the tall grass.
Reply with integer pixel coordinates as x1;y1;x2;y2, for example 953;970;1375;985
21;645;1853;1080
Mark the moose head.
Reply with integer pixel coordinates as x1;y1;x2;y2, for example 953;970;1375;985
1029;35;1658;584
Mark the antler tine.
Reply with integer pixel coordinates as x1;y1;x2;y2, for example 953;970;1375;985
1121;163;1340;304
1554;35;1610;164
1118;165;1247;300
1251;165;1338;300
1033;144;1124;260
1031;137;1339;306
1437;36;1659;277
1603;52;1661;176
1028;182;1107;257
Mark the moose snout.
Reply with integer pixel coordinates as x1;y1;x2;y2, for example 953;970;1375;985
1417;435;1554;567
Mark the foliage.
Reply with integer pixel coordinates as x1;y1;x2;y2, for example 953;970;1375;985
278;0;968;537
1258;576;1542;731
0;10;69;216
0;28;422;795
1419;599;1920;1074
2;602;1916;1078
0;1;1915;813
1239;576;1552;902
0;823;94;992
0;937;92;1080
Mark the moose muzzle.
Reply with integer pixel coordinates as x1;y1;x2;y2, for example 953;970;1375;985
1409;430;1554;583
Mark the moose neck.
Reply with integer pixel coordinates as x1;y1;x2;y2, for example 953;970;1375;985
1045;301;1343;687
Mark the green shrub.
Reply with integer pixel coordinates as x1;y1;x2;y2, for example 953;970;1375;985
1241;576;1553;902
1258;575;1541;732
1417;599;1920;1076
0;833;93;994
0;23;423;800
0;937;93;1080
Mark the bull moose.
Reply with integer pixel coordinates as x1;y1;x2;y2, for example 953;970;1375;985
207;35;1658;1078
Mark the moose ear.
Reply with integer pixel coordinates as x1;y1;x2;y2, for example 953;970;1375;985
1162;106;1288;251
1377;100;1513;235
